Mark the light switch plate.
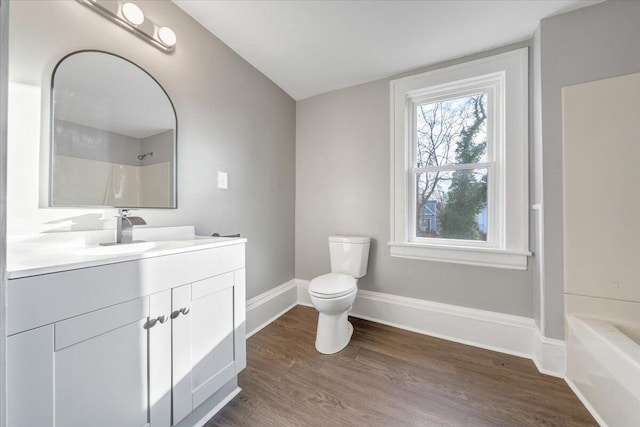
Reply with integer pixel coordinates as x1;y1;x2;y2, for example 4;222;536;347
217;171;228;189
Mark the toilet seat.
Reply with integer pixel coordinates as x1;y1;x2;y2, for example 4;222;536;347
308;273;356;298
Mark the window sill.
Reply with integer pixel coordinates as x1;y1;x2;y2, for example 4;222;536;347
388;242;531;270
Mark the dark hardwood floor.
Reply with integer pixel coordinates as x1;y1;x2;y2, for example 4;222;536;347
207;305;596;426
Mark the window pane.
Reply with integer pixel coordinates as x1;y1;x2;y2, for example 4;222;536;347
416;168;488;241
415;93;487;167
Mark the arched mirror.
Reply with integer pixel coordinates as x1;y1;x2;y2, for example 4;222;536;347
50;51;177;208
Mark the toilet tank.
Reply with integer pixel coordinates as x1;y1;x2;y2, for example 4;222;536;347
328;236;371;278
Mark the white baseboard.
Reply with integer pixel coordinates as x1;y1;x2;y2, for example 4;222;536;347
245;279;297;338
565;377;608;427
192;387;241;427
249;279;565;377
296;279;565;377
532;330;566;377
297;279;313;307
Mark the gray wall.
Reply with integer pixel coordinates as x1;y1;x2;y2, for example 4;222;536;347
296;45;534;317
55;121;174;166
539;0;640;339
1;1;9;425
54;120;142;166
297;0;640;325
141;130;174;166
9;1;295;299
141;130;175;199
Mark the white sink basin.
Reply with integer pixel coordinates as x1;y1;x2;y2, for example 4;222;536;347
75;241;193;256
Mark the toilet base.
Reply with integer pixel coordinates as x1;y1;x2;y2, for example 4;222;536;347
315;311;354;354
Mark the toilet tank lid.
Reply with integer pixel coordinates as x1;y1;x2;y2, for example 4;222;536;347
328;235;370;244
309;273;356;296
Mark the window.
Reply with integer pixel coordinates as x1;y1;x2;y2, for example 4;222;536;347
390;49;530;269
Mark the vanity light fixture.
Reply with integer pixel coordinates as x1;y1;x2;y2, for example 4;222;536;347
121;2;144;26
77;0;177;53
158;27;177;47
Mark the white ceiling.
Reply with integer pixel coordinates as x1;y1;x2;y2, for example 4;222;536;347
175;0;599;100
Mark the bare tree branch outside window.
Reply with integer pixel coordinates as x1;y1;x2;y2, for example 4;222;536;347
415;93;488;240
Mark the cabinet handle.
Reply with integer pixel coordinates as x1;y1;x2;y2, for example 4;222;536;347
144;318;158;329
170;307;190;319
157;315;167;324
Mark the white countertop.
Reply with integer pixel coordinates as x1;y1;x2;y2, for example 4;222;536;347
7;226;247;279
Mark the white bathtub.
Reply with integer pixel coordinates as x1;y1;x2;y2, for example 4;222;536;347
566;315;640;426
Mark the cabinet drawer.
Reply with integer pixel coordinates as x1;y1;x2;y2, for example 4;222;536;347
55;297;149;351
192;272;234;300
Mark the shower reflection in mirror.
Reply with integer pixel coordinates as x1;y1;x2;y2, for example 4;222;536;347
50;51;177;208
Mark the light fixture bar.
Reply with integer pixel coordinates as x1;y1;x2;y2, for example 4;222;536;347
77;0;176;53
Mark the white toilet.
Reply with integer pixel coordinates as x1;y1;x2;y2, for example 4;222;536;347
308;235;370;354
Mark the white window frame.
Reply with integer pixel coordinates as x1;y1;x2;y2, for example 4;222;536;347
390;48;530;270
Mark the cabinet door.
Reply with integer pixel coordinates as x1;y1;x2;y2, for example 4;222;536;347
54;297;151;427
149;291;172;427
7;325;54;427
172;271;244;423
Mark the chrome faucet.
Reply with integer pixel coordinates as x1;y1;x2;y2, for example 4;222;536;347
101;209;147;245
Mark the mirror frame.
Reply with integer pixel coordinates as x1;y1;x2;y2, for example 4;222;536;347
49;49;178;209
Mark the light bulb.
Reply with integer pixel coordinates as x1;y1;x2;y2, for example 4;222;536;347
158;27;177;47
122;2;144;26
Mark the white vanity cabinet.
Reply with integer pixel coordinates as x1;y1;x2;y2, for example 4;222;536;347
6;240;246;427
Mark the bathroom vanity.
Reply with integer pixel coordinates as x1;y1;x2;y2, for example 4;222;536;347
5;41;248;427
6;228;246;427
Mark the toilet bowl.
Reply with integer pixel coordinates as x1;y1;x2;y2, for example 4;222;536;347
308;236;370;354
309;273;358;354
